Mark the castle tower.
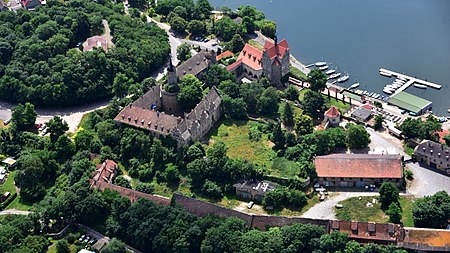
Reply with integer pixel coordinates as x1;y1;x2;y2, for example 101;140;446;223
167;56;177;86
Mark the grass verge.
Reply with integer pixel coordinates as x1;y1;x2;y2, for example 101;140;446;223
290;66;307;80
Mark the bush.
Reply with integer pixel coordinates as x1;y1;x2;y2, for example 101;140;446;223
404;169;413;180
248;125;262;142
66;233;76;244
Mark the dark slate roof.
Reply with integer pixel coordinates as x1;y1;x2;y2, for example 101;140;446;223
175;87;221;142
177;51;214;79
132;85;161;109
0;0;7;11
352;107;372;121
414;140;450;164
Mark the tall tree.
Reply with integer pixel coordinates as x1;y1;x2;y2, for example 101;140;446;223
281;103;294;126
345;123;371;150
177;74;203;111
379;182;400;210
47;116;69;142
302;90;324;115
11;102;37;131
294;114;313;136
308;68;327;91
101;238;127;253
177;43;192;62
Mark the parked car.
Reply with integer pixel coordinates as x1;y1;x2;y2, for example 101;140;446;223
89;238;98;245
78;235;86;241
3;119;11;125
38;124;46;131
34;123;42;130
247;201;254;209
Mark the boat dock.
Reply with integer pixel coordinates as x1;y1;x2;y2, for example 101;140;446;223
379;68;442;96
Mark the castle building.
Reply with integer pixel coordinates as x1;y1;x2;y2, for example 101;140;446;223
226;38;290;85
324;106;341;127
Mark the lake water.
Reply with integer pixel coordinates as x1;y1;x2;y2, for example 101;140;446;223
210;0;450;115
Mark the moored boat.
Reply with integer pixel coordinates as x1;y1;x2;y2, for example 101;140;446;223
325;69;336;75
328;73;341;80
319;65;328;71
315;61;327;67
349;83;360;89
414;83;427;89
380;71;392;77
383;88;393;95
337;74;350;83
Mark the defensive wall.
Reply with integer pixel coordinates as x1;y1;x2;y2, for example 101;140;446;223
90;183;450;251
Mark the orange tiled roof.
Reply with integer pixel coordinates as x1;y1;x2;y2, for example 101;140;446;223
237;44;263;71
325;106;340;118
216;50;234;61
264;39;289;59
435;129;449;144
84;36;108;52
404;228;450;247
315;154;403;179
93;159;118;184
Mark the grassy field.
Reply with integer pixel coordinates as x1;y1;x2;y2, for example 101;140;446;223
247;39;263;50
335;196;389;223
290;66;307;80
207;119;307;179
336;196;415;225
207;119;276;170
400;197;415;227
328;97;351;111
403;144;414;156
0;171;16;195
0;171;33;210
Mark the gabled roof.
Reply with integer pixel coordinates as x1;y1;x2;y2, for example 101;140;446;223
315;154;403;179
236;44;263;71
84;36;108;52
216;50;234;61
325;106;340;118
177;50;214;79
264;39;289;59
114;105;179;136
93;159;118;184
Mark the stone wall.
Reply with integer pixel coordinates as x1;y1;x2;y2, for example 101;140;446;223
92;180;171;206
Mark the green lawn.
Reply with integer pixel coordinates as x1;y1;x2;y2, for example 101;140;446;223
403;144;414;156
335;196;414;225
328;97;351;111
335;196;389;223
0;171;16;195
0;171;33;211
247;39;263;50
399;197;415;227
207;119;276;170
269;157;301;179
290;66;307;80
274;194;320;216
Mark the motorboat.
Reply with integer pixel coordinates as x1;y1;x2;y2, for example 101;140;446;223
395;79;405;84
325;69;336;75
368;92;374;97
397;76;407;81
319;65;329;71
362;90;368;95
337;74;350;83
448;109;450;113
349;83;360;89
328;73;341;80
414;84;427;89
315;61;327;67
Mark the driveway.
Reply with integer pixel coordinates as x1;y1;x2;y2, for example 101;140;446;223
301;192;379;220
406;162;450;197
0;209;31;215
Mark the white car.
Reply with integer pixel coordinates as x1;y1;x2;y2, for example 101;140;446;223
247;201;254;209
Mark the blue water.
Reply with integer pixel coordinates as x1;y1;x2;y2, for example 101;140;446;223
210;0;450;115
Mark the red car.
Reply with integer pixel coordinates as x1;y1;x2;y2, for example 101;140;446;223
34;123;43;129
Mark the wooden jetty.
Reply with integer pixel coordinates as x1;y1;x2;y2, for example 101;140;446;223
379;68;442;96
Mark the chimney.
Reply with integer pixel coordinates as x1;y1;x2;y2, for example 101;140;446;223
121;114;125;119
438;153;441;158
446;156;449;161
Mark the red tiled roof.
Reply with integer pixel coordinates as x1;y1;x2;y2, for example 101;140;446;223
325;106;340;118
264;39;289;59
315;154;403;179
216;50;234;61
226;59;243;71
93;159;118;184
363;104;374;110
435;129;449;144
237;44;263;71
114;105;179;135
84;36;108;52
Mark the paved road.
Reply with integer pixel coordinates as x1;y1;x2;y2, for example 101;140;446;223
0;209;31;215
301;192;379;220
406;162;450;197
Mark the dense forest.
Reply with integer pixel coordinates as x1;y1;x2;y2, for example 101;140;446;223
0;0;169;106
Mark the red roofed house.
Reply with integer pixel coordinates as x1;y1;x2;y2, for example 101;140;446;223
91;160;118;186
227;38;290;85
314;154;403;188
324;106;341;127
435;129;450;144
216;50;234;61
83;36;108;52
